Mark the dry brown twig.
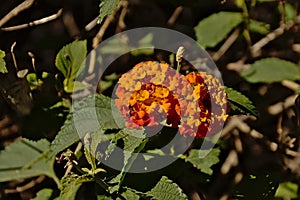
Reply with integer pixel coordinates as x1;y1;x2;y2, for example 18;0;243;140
268;94;298;115
62;10;80;39
0;0;35;28
116;0;128;33
93;0;127;48
251;14;300;57
212;28;240;61
4;176;45;194
1;9;63;32
85;17;99;32
167;6;184;26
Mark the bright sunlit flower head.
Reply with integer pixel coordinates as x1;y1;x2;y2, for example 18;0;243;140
114;61;229;138
181;72;229;138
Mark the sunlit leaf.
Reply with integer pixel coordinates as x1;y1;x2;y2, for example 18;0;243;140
185;148;220;175
194;12;243;48
0;139;58;185
0;50;7;74
108;129;146;193
49;94;124;158
59;175;92;200
249;19;270;34
97;195;112;200
99;0;120;24
120;189;140;200
32;189;53;200
226;87;257;116
275;182;298;199
55;40;87;92
147;176;188;200
241;58;300;83
280;3;297;21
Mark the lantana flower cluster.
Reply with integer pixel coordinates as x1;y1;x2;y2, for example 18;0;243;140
114;61;229;138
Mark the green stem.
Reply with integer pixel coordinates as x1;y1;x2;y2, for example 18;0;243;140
118;138;149;189
176;62;181;72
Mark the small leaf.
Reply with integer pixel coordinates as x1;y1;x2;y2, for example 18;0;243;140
147;176;188;200
241;58;300;83
99;0;120;24
249;19;270;35
97;195;112;200
32;188;53;200
226;87;257;116
59;175;92;200
0;139;58;185
100;37;130;55
55;40;87;92
107;129;146;192
49;94;123;158
275;182;298;199
194;12;243;48
280;3;297;22
0;50;7;74
99;80;114;92
120;189;139;200
185;148;220;175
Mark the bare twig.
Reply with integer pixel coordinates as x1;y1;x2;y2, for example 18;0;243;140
212;28;240;61
62;10;80;39
226;57;248;72
1;9;63;32
268;94;298;115
92;15;115;48
0;0;35;28
28;52;36;72
92;1;125;48
0;116;19;138
10;42;18;71
85;17;99;32
4;176;45;194
167;6;184;26
116;0;128;32
292;43;300;53
221;150;238;174
251;14;300;57
281;80;300;91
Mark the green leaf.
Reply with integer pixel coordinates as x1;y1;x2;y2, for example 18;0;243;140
59;175;92;200
32;189;53;200
49;94;123;158
0;50;7;74
225;87;257;116
131;33;154;56
241;58;300;83
185;148;220;175
108;129;146;193
120;189;140;200
194;12;243;48
97;195;112;200
275;182;298;199
249;19;270;35
147;176;188;200
55;40;87;92
280;3;297;22
0;139;58;185
99;80;114;92
99;0;120;24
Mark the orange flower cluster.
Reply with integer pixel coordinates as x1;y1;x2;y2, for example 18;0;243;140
180;72;229;138
115;61;186;129
114;61;229;138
